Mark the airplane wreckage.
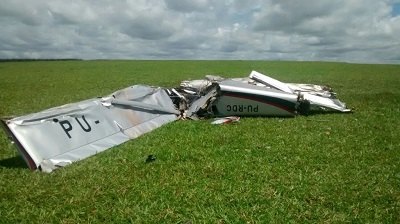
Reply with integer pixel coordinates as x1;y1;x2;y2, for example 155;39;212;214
1;71;351;172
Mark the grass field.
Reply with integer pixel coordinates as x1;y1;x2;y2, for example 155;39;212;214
0;60;399;223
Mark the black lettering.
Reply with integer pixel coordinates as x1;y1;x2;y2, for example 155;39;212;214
233;105;237;112
239;105;243;112
59;120;73;139
75;115;91;132
227;105;231;111
254;105;259;113
248;105;252;113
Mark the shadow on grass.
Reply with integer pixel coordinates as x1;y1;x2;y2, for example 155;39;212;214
304;110;354;116
0;156;28;169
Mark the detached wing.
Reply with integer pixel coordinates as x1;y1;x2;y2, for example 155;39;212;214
2;85;179;172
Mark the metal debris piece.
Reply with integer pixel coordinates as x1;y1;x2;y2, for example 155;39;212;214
145;155;157;163
211;116;240;125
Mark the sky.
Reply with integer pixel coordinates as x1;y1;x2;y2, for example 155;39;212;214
1;0;400;63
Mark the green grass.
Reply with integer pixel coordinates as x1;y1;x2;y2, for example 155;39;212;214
0;60;399;223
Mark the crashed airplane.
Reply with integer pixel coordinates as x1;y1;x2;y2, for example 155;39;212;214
1;71;351;172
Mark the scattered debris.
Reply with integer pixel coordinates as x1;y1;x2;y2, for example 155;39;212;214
1;71;351;172
211;116;240;125
145;155;157;163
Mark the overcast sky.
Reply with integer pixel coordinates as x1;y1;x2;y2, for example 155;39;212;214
1;0;400;63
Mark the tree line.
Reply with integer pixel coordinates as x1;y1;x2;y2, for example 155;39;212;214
0;58;82;62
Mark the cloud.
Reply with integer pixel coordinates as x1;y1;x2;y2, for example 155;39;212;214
253;1;339;32
165;0;209;12
0;0;399;63
121;14;178;40
251;0;400;62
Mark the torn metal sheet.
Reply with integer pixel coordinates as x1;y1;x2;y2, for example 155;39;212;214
2;85;178;172
211;116;240;125
247;71;351;113
185;84;219;119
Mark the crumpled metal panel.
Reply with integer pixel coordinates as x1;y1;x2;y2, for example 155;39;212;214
246;71;351;113
185;84;220;119
3;85;178;172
